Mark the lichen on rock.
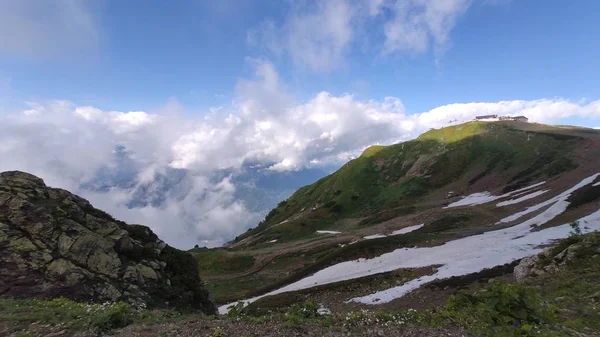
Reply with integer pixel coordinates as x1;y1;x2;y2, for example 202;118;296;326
0;170;216;314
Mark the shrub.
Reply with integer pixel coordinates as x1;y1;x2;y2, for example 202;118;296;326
570;221;582;236
227;301;246;319
440;282;557;336
91;302;135;332
212;327;224;337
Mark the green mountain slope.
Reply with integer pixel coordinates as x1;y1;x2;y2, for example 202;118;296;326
231;121;590;247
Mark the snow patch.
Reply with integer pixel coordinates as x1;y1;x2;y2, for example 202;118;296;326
498;174;597;224
390;224;424;236
496;190;549;207
351;207;600;305
594;182;600;187
317;304;332;315
446;181;546;208
363;234;387;240
268;239;278;243
218;174;597;314
317;230;342;234
445;192;495;207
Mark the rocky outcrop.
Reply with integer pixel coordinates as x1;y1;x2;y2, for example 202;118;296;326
0;171;216;314
514;233;600;282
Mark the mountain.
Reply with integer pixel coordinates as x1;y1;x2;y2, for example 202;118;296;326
0;171;216;314
188;121;600;314
231;121;597;247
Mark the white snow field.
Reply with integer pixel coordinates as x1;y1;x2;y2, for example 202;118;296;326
445;181;546;208
218;174;597;314
317;230;342;234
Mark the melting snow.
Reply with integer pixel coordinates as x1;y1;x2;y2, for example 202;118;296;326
498;174;597;224
218;175;595;314
317;230;342;234
363;224;424;240
351;207;600;305
445;181;547;208
317;304;332;315
364;234;387;240
445;192;496;207
390;224;424;236
496;190;549;207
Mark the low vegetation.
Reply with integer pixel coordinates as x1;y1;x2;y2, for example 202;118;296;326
193;249;255;275
0;297;188;335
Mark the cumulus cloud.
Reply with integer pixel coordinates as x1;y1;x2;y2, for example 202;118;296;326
249;0;477;70
248;1;356;71
0;0;99;57
380;0;471;59
1;61;599;249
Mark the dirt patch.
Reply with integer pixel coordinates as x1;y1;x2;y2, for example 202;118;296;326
113;318;473;337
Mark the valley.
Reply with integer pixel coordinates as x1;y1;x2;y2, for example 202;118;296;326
2;121;600;336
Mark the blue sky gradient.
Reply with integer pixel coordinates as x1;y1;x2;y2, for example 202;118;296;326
1;1;598;113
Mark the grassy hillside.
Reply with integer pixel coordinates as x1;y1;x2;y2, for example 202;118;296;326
232;121;582;246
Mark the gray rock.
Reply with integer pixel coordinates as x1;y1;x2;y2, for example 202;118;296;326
0;170;216;314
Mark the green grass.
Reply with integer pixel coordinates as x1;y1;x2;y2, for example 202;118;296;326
418;122;485;143
193;250;255;275
0;297;189;335
205;276;268;304
360;145;386;158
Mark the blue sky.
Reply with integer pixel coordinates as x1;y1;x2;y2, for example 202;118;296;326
1;0;599;114
1;0;599;248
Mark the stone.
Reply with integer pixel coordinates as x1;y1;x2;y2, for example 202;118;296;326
0;170;216;314
45;259;88;287
138;265;158;280
86;250;121;278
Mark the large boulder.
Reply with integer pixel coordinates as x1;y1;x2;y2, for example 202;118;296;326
0;171;216;314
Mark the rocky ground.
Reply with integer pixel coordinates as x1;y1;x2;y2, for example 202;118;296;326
110;319;474;337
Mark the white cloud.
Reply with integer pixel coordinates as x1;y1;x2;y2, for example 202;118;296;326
418;99;600;126
0;0;99;57
249;0;476;70
249;1;356;71
1;60;599;249
382;0;471;59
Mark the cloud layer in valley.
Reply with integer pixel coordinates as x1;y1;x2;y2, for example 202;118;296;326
1;61;599;249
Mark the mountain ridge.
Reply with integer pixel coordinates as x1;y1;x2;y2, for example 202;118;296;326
229;121;597;249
